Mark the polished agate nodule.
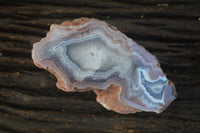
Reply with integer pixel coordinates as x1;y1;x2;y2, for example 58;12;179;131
32;18;177;114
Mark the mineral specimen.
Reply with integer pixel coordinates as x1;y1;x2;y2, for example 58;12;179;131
32;18;177;114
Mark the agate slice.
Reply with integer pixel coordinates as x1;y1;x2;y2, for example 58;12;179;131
32;18;177;114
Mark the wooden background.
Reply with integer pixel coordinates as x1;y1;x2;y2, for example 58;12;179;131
0;0;200;132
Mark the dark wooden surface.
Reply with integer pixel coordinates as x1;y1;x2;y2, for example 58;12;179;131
0;0;200;133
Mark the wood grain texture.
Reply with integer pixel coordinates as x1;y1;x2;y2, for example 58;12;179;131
0;0;199;132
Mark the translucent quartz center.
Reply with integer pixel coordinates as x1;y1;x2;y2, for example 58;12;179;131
67;37;132;73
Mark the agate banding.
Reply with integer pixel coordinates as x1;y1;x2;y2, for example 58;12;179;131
32;18;177;114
